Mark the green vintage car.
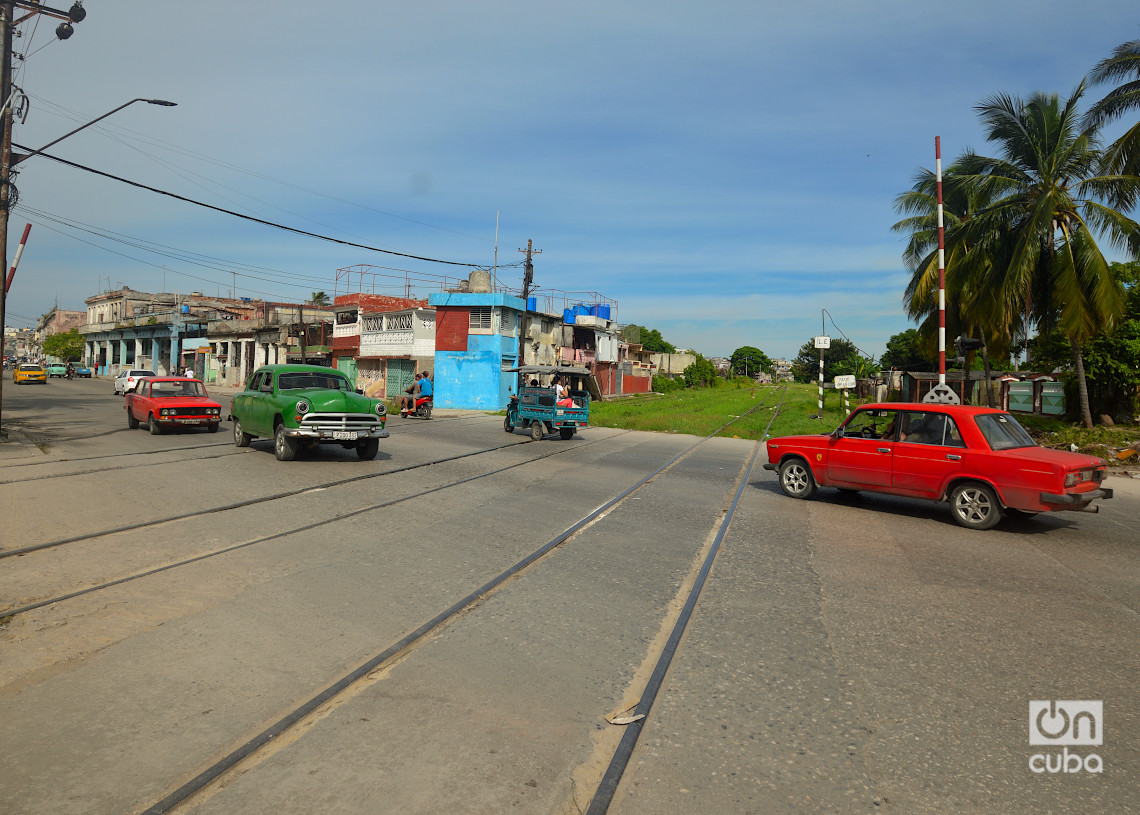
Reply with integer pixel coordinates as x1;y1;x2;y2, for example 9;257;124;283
229;364;389;461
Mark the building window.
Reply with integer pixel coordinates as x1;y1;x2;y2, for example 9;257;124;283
336;311;358;325
499;308;517;336
470;306;492;333
386;312;412;331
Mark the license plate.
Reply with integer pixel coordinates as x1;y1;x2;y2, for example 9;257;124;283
177;419;203;424
332;431;358;440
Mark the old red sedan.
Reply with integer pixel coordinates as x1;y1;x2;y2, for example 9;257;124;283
764;403;1112;530
125;377;223;435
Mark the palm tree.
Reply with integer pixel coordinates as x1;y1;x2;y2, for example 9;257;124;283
954;85;1140;427
1085;38;1140;181
310;291;330;307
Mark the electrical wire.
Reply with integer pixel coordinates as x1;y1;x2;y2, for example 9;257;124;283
822;308;878;361
22;91;490;243
13;145;485;268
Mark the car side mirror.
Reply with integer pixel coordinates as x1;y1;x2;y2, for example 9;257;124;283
356;388;364;395
830;427;843;440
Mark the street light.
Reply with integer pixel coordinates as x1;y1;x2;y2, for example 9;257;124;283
12;98;177;165
0;90;176;436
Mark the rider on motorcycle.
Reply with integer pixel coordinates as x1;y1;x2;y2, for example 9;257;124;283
66;362;75;380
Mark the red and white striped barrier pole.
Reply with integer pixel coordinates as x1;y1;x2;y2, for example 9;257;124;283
4;223;31;294
936;137;946;386
923;139;959;404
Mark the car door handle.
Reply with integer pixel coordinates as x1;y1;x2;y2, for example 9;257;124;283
946;454;961;461
877;447;890;453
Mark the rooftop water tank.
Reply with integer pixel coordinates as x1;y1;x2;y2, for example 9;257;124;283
468;270;492;292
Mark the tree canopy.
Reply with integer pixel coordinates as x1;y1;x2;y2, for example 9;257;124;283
621;324;676;354
880;329;934;371
42;329;85;361
790;337;858;383
728;346;772;377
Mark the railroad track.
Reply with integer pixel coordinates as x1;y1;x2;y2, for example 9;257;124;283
131;386;789;815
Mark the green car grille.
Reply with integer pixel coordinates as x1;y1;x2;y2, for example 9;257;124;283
299;413;382;432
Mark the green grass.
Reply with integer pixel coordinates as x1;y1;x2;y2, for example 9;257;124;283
590;383;854;441
590;383;1140;459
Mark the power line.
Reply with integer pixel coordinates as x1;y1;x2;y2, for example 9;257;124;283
822;308;878;361
23;91;489;243
13;144;485;268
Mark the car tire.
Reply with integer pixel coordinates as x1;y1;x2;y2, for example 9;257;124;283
559;427;574;440
949;482;1002;530
530;421;544;441
233;417;252;448
274;423;298;461
127;410;139;430
207;422;220;433
148;414;163;435
778;457;817;499
504;415;514;433
357;437;379;460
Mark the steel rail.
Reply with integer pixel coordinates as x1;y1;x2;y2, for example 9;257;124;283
0;436;542;559
586;385;788;813
136;389;785;815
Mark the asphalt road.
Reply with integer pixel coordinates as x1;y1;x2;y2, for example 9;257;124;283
1;377;1137;815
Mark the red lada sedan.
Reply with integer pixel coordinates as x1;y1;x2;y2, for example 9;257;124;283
764;403;1112;530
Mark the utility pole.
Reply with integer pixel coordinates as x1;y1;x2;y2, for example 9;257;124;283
0;2;16;436
516;239;540;384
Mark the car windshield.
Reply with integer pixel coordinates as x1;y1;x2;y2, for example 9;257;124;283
151;381;206;397
277;372;351;391
975;412;1037;451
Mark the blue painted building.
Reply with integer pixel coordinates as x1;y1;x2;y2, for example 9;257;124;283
428;291;524;410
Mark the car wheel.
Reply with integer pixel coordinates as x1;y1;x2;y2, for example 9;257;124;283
148;414;163;435
233;417;252;448
949;482;1002;530
530;421;544;441
127;410;139;430
504;415;514;433
207;422;220;433
357;437;379;460
274;423;298;461
559;427;574;440
778;458;817;499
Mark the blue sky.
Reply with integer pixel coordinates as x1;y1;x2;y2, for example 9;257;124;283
4;1;1136;360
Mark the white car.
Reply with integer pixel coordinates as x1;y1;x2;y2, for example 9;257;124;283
113;368;158;395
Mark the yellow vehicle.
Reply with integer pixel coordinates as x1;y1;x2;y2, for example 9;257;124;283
13;363;48;384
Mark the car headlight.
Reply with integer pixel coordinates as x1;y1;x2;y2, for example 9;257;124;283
296;400;310;415
374;402;387;416
161;408;174;416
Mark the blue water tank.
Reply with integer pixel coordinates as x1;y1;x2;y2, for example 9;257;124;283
527;296;537;312
180;304;190;314
573;303;590;316
595;304;611;320
563;308;576;325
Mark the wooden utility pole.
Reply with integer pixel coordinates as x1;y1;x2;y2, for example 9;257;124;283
516;239;540;383
0;2;15;435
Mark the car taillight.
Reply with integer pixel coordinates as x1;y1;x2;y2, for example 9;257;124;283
1064;473;1079;487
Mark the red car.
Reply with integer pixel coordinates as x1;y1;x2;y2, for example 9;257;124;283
125;377;223;435
764;403;1112;530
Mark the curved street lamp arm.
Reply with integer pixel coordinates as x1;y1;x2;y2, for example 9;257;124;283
13;97;176;165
